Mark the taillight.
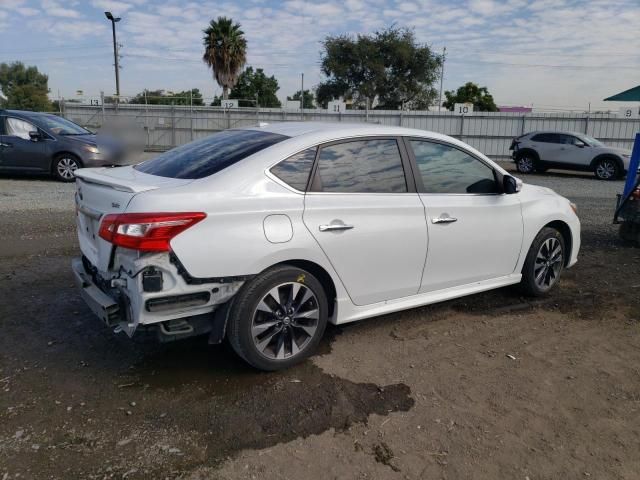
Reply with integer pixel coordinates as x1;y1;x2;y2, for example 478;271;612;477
98;212;206;252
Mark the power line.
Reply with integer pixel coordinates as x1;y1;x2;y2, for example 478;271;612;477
447;59;640;70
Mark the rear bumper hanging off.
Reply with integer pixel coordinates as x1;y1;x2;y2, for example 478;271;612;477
71;257;122;326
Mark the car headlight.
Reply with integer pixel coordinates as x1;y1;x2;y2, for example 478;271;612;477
84;144;100;154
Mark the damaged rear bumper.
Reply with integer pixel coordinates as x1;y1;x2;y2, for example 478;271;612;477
71;252;245;342
72;257;121;325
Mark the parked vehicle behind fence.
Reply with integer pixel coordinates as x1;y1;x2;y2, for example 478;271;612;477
0;109;127;182
72;122;581;371
510;130;632;180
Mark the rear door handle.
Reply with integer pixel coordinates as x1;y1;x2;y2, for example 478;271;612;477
319;224;354;232
432;216;457;224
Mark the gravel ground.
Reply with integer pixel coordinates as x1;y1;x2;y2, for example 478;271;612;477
1;163;639;480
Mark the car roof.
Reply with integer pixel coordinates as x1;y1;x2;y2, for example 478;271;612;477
244;121;460;144
525;130;586;137
2;110;58;120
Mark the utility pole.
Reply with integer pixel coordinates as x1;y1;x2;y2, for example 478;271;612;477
300;73;304;121
438;46;446;112
104;12;121;99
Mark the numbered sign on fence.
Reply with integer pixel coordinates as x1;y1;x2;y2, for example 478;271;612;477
222;99;239;109
454;103;474;115
619;107;640;119
327;100;346;113
285;100;300;111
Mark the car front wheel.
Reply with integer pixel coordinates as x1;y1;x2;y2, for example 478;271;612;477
594;157;620;180
53;154;81;182
515;154;536;174
520;227;565;296
226;265;328;371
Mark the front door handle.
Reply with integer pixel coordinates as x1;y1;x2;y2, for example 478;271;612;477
432;215;457;224
319;223;354;232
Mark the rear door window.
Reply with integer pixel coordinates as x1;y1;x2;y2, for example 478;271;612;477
310;139;407;193
135;129;289;179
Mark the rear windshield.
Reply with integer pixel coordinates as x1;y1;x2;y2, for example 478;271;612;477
134;129;289;179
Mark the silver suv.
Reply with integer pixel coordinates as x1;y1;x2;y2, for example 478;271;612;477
510;131;631;180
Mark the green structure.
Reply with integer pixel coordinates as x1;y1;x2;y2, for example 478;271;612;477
604;85;640;102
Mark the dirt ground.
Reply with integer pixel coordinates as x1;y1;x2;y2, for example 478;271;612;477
1;168;639;479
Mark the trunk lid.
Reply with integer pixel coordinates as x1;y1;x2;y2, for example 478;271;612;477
74;166;192;272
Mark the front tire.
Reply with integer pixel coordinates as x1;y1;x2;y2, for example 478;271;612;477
520;227;565;297
594;157;620;180
515;153;536;174
227;265;328;371
53;154;81;182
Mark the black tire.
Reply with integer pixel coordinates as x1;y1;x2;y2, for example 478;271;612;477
227;265;328;371
515;152;536;174
520;227;565;297
594;157;620;180
53;154;81;182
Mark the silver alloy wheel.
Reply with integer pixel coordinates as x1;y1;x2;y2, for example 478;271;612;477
534;237;563;290
57;157;79;180
596;159;616;179
251;282;320;360
517;156;534;173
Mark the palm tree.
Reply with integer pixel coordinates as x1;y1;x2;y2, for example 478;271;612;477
202;17;247;100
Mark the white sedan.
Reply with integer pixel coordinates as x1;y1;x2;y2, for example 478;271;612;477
72;122;580;370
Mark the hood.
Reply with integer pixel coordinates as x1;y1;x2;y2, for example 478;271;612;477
62;133;124;154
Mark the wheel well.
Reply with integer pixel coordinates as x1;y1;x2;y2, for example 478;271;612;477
544;220;572;266
590;154;622;171
51;151;82;173
516;148;539;161
275;259;337;318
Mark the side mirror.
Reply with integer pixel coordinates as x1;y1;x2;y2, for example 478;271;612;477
503;175;521;194
28;130;42;141
574;140;585;148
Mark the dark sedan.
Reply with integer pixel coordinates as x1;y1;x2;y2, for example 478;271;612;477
0;109;126;182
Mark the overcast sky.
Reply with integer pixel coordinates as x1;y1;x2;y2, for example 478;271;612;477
0;0;638;110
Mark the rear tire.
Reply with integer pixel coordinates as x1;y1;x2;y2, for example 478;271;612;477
520;227;565;297
594;157;620;180
227;265;328;371
515;153;536;174
53;154;81;182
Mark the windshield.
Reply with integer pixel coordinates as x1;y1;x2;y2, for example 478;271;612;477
134;129;289;179
581;134;604;147
38;115;91;135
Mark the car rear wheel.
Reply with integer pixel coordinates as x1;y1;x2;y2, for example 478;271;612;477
53;154;81;182
594;157;620;180
226;265;328;371
520;227;565;296
515;154;536;174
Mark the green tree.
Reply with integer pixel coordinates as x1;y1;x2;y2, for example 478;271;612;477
443;82;498;112
202;17;247;100
0;62;52;111
317;27;442;110
227;66;281;107
287;89;315;109
129;88;204;105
